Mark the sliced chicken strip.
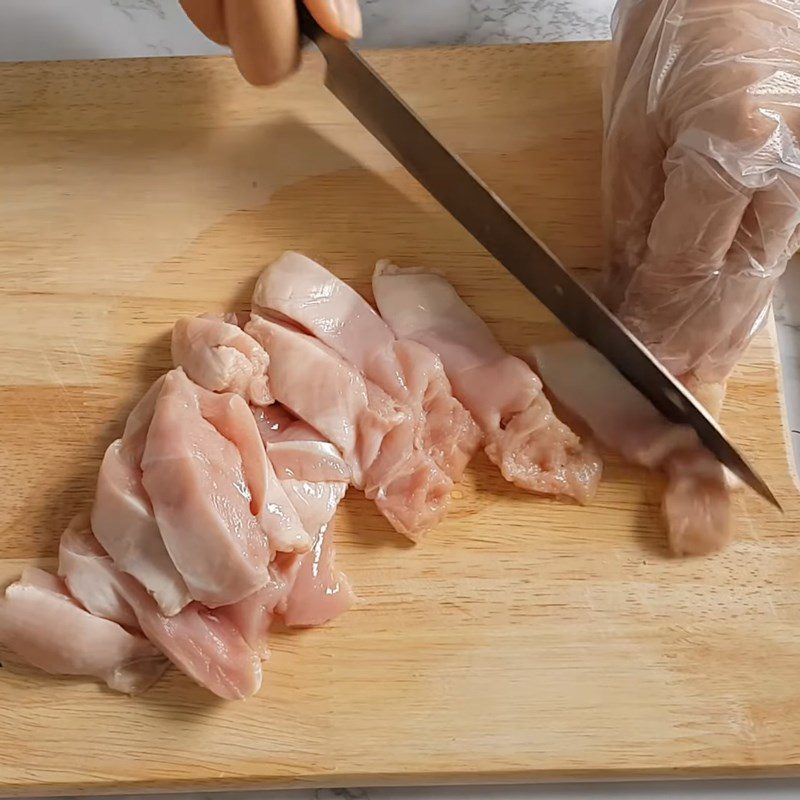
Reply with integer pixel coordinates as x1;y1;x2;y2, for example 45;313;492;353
59;522;263;700
172;314;272;406
530;340;699;468
252;251;404;395
0;567;167;695
393;338;481;483
216;554;300;659
373;262;601;503
281;519;355;628
244;316;401;487
530;338;735;555
662;451;734;557
252;252;481;482
60;512;140;630
247;316;451;538
195;388;311;556
92;376;191;617
267;434;355;627
141;369;307;608
268;439;351;485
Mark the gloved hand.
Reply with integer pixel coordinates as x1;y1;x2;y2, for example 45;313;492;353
602;0;800;388
180;0;361;86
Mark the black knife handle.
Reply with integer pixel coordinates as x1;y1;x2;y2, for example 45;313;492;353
296;1;323;43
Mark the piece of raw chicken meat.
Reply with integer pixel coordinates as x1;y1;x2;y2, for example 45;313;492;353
141;368;309;607
0;565;167;695
59;514;264;699
171;313;272;406
252;252;482;485
245;315;452;539
530;339;738;555
93;376;192;617
168;312;355;630
256;404;356;627
372;262;602;503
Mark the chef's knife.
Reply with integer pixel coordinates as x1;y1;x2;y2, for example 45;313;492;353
297;7;780;509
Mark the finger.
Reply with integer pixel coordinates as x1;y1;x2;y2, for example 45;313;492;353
180;0;228;45
699;174;800;375
304;0;362;40
223;0;299;87
616;143;752;380
601;0;669;309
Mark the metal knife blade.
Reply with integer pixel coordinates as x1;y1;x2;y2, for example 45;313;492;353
297;9;780;509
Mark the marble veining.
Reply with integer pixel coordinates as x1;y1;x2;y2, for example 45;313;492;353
466;0;612;44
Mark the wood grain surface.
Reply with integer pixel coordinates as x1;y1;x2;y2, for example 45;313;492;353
0;44;799;796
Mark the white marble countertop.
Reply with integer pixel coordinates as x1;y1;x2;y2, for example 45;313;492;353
1;2;798;799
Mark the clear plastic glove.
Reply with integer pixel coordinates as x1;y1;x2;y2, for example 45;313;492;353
180;0;361;86
602;0;800;385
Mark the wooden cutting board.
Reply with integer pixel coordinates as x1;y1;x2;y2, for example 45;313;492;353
1;43;799;796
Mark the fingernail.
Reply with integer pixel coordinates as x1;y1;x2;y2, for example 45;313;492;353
334;0;362;38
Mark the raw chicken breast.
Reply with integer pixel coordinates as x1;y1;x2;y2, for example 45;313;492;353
247;315;447;537
0;566;167;695
253;252;401;393
373;262;602;503
141;368;308;608
60;512;140;629
662;451;734;557
252;252;481;484
259;413;356;626
531;340;699;468
171;314;271;405
531;339;735;555
92;376;191;617
59;521;263;699
217;555;300;659
281;521;355;628
245;315;396;487
392;338;481;483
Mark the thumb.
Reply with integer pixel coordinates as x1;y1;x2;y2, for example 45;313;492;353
304;0;362;40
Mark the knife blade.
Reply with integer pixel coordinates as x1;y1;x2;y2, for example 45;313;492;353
297;8;780;510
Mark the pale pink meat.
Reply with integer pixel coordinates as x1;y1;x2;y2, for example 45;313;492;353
246;316;444;537
171;314;272;405
662;451;734;556
252;252;401;393
531;338;735;555
0;566;167;695
245;315;397;487
393;338;481;483
530;340;699;468
216;555;300;659
141;369;308;608
257;408;356;627
60;512;140;629
251;403;321;444
281;520;355;628
92;376;191;617
372;262;601;503
59;520;263;699
252;252;482;484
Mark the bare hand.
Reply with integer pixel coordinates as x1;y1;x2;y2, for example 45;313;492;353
181;0;361;86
